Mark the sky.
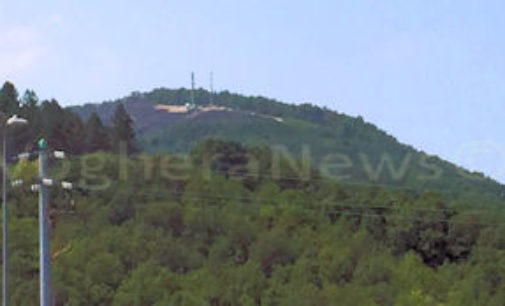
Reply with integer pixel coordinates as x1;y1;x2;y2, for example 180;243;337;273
1;0;505;182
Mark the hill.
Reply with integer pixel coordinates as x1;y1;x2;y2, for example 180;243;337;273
1;81;505;304
70;87;505;200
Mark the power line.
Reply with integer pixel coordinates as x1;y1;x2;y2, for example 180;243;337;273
159;193;505;226
29;152;505;217
79;186;505;226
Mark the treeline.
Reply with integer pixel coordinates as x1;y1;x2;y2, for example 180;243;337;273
0;81;136;155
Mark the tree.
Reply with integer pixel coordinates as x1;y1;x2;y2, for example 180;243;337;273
0;81;20;115
3;88;40;153
112;104;137;153
20;89;41;130
189;138;248;176
20;89;38;109
112;262;176;306
20;89;41;136
40;99;69;149
39;100;86;154
85;112;111;152
62;110;86;154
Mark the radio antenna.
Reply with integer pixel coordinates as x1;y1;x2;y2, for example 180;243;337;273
190;72;195;105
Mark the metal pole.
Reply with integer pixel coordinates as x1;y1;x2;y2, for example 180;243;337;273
2;129;7;306
209;71;214;104
39;150;50;306
191;72;195;105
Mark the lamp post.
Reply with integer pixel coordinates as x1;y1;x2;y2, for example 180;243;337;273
2;115;28;306
37;138;51;306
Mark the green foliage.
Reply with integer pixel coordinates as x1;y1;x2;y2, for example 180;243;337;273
3;148;505;305
112;104;137;154
85;112;111;152
112;262;176;306
2;81;505;304
0;81;20;115
190;138;249;177
0;82;132;157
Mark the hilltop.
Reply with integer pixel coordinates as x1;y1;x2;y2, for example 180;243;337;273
70;87;505;200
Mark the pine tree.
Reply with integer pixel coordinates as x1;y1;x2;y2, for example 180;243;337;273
62;110;86;154
21;90;38;110
0;81;20;115
39;99;86;154
40;99;66;148
85;112;110;152
112;104;137;153
3;86;33;153
19;90;41;145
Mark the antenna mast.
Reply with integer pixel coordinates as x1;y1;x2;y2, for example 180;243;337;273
190;72;195;105
210;71;214;104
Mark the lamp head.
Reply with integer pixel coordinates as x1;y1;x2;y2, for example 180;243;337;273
6;115;28;126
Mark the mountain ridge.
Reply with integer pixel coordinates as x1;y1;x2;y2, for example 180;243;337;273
69;87;505;200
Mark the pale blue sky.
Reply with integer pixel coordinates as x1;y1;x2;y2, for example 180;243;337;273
1;1;505;182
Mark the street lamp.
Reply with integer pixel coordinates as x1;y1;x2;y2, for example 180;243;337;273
6;115;28;126
2;114;28;306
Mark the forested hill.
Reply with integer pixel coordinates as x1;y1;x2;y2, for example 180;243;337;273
70;87;505;200
3;81;505;304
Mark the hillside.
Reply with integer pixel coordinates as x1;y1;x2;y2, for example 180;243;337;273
7;151;505;305
70;88;505;200
1;80;505;304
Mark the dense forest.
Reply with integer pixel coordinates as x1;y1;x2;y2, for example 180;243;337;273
6;141;505;305
2;81;505;305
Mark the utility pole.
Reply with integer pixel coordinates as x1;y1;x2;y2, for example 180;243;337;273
38;139;50;306
24;141;71;306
